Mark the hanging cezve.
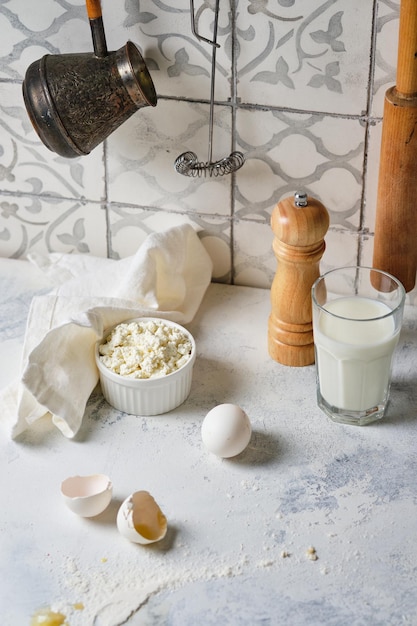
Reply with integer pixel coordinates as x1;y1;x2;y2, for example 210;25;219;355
22;0;157;158
175;0;245;177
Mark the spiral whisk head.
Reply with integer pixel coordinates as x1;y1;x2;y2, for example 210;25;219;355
175;151;245;177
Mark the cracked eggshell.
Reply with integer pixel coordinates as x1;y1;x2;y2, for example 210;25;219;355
117;490;167;544
61;474;112;517
201;403;252;458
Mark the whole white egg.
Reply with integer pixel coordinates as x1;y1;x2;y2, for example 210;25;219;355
201;403;252;458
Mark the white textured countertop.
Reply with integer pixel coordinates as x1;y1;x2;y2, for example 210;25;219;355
1;258;417;626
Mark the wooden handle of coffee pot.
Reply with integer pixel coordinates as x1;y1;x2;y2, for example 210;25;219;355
86;0;102;20
268;192;329;367
86;0;107;58
372;0;417;292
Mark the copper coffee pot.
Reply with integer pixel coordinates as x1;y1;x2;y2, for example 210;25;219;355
22;0;157;158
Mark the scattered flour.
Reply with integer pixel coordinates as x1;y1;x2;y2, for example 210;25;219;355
50;550;254;626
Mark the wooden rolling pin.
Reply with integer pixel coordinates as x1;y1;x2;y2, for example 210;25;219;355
268;192;329;367
372;0;417;292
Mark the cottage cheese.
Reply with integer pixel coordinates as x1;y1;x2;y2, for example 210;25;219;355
98;320;193;379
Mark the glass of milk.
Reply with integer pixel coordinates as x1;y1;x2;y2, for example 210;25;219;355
312;266;405;426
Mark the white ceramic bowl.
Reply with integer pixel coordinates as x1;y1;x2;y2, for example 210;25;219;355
95;317;196;416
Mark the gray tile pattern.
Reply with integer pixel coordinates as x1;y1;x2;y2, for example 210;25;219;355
0;0;415;302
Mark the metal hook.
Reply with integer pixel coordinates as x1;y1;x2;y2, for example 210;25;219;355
190;0;221;48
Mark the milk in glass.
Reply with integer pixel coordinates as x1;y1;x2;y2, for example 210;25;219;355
314;296;400;411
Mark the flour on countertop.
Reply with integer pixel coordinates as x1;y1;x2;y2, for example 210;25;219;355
51;550;254;626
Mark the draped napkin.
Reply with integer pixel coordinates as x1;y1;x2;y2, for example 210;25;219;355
1;224;212;439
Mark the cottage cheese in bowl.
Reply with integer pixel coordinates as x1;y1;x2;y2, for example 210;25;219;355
99;319;193;379
96;318;196;416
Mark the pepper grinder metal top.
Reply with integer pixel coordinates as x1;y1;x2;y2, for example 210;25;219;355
268;192;329;367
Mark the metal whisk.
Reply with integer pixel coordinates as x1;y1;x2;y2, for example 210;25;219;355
174;0;245;177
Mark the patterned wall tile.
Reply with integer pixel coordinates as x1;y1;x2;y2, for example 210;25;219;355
235;107;365;229
236;0;373;114
1;0;91;79
103;0;232;101
106;99;234;216
107;205;232;282
0;82;105;202
0;0;414;294
233;219;274;288
322;228;359;270
0;194;107;258
233;220;359;289
372;0;399;117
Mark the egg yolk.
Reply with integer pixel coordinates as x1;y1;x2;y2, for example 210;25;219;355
31;608;67;626
131;490;167;540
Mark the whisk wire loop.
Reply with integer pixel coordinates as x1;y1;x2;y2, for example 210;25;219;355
175;151;245;177
175;0;245;178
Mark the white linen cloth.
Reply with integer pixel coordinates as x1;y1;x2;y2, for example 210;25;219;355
1;224;212;439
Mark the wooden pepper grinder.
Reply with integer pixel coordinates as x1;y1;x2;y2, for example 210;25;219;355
268;192;329;367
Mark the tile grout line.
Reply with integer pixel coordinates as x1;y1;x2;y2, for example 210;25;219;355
159;93;383;124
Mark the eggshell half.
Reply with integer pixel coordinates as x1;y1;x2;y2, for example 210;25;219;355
117;490;167;544
201;403;252;458
61;474;112;517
